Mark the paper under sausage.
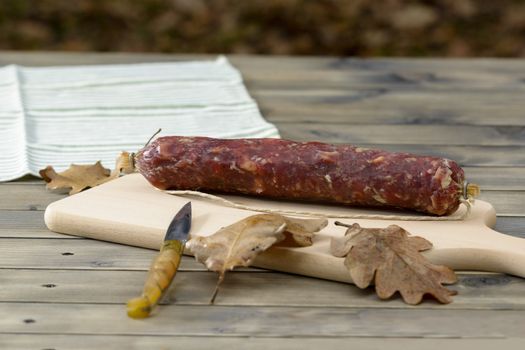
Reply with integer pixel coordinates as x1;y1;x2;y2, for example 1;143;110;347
135;136;471;216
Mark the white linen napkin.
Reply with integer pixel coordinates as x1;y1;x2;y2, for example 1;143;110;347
0;56;279;181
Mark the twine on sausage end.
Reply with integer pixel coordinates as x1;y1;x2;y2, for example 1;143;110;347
456;181;479;221
126;129;163;173
145;128;162;147
466;183;480;199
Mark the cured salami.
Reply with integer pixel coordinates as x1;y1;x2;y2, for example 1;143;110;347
135;136;467;216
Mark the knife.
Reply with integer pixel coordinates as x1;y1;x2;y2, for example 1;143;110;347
126;202;192;318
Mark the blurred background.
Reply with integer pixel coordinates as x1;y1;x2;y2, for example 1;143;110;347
1;0;524;57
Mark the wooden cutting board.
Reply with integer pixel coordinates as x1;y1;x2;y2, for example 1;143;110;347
44;173;525;282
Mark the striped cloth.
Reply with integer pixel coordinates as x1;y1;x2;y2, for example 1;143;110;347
0;56;279;181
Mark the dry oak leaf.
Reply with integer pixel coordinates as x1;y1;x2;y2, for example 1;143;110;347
187;213;327;303
331;223;457;305
39;152;134;195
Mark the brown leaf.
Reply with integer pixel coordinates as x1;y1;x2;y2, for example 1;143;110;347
331;223;457;305
39;151;134;195
187;214;327;303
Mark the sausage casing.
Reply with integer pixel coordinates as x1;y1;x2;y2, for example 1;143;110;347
136;136;465;215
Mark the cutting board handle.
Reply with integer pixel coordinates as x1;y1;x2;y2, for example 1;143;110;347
481;227;525;278
439;226;525;278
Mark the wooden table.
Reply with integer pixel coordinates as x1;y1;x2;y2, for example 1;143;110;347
1;52;524;349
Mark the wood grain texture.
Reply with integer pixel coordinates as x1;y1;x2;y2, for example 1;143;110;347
0;184;65;211
1;269;524;310
3;52;524;74
0;238;263;272
256;89;525;126
1;302;524;338
0;237;198;271
1;335;522;350
1;52;525;344
0;211;81;238
494;217;525;238
477;191;525;217
463;167;525;190
278;124;525;146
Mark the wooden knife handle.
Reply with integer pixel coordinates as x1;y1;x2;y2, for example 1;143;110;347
126;240;184;319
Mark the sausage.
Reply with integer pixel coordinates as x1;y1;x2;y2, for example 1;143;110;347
135;136;466;216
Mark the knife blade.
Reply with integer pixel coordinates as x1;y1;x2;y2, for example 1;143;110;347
127;202;192;318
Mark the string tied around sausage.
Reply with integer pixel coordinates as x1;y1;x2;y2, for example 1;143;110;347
163;189;475;222
128;128;163;171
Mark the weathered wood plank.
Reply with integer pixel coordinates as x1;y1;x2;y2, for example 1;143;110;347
0;211;80;238
3;52;525;89
1;302;524;337
240;58;525;104
277;123;525;146
0;238;262;272
241;59;525;89
494;217;525;238
477;191;525;217
257;89;525;127
266;109;525;127
233;56;525;85
1;175;41;184
2;334;522;350
0;184;65;211
0;238;199;271
244;68;525;92
1;269;524;310
3;52;524;72
246;72;525;92
463;167;525;190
